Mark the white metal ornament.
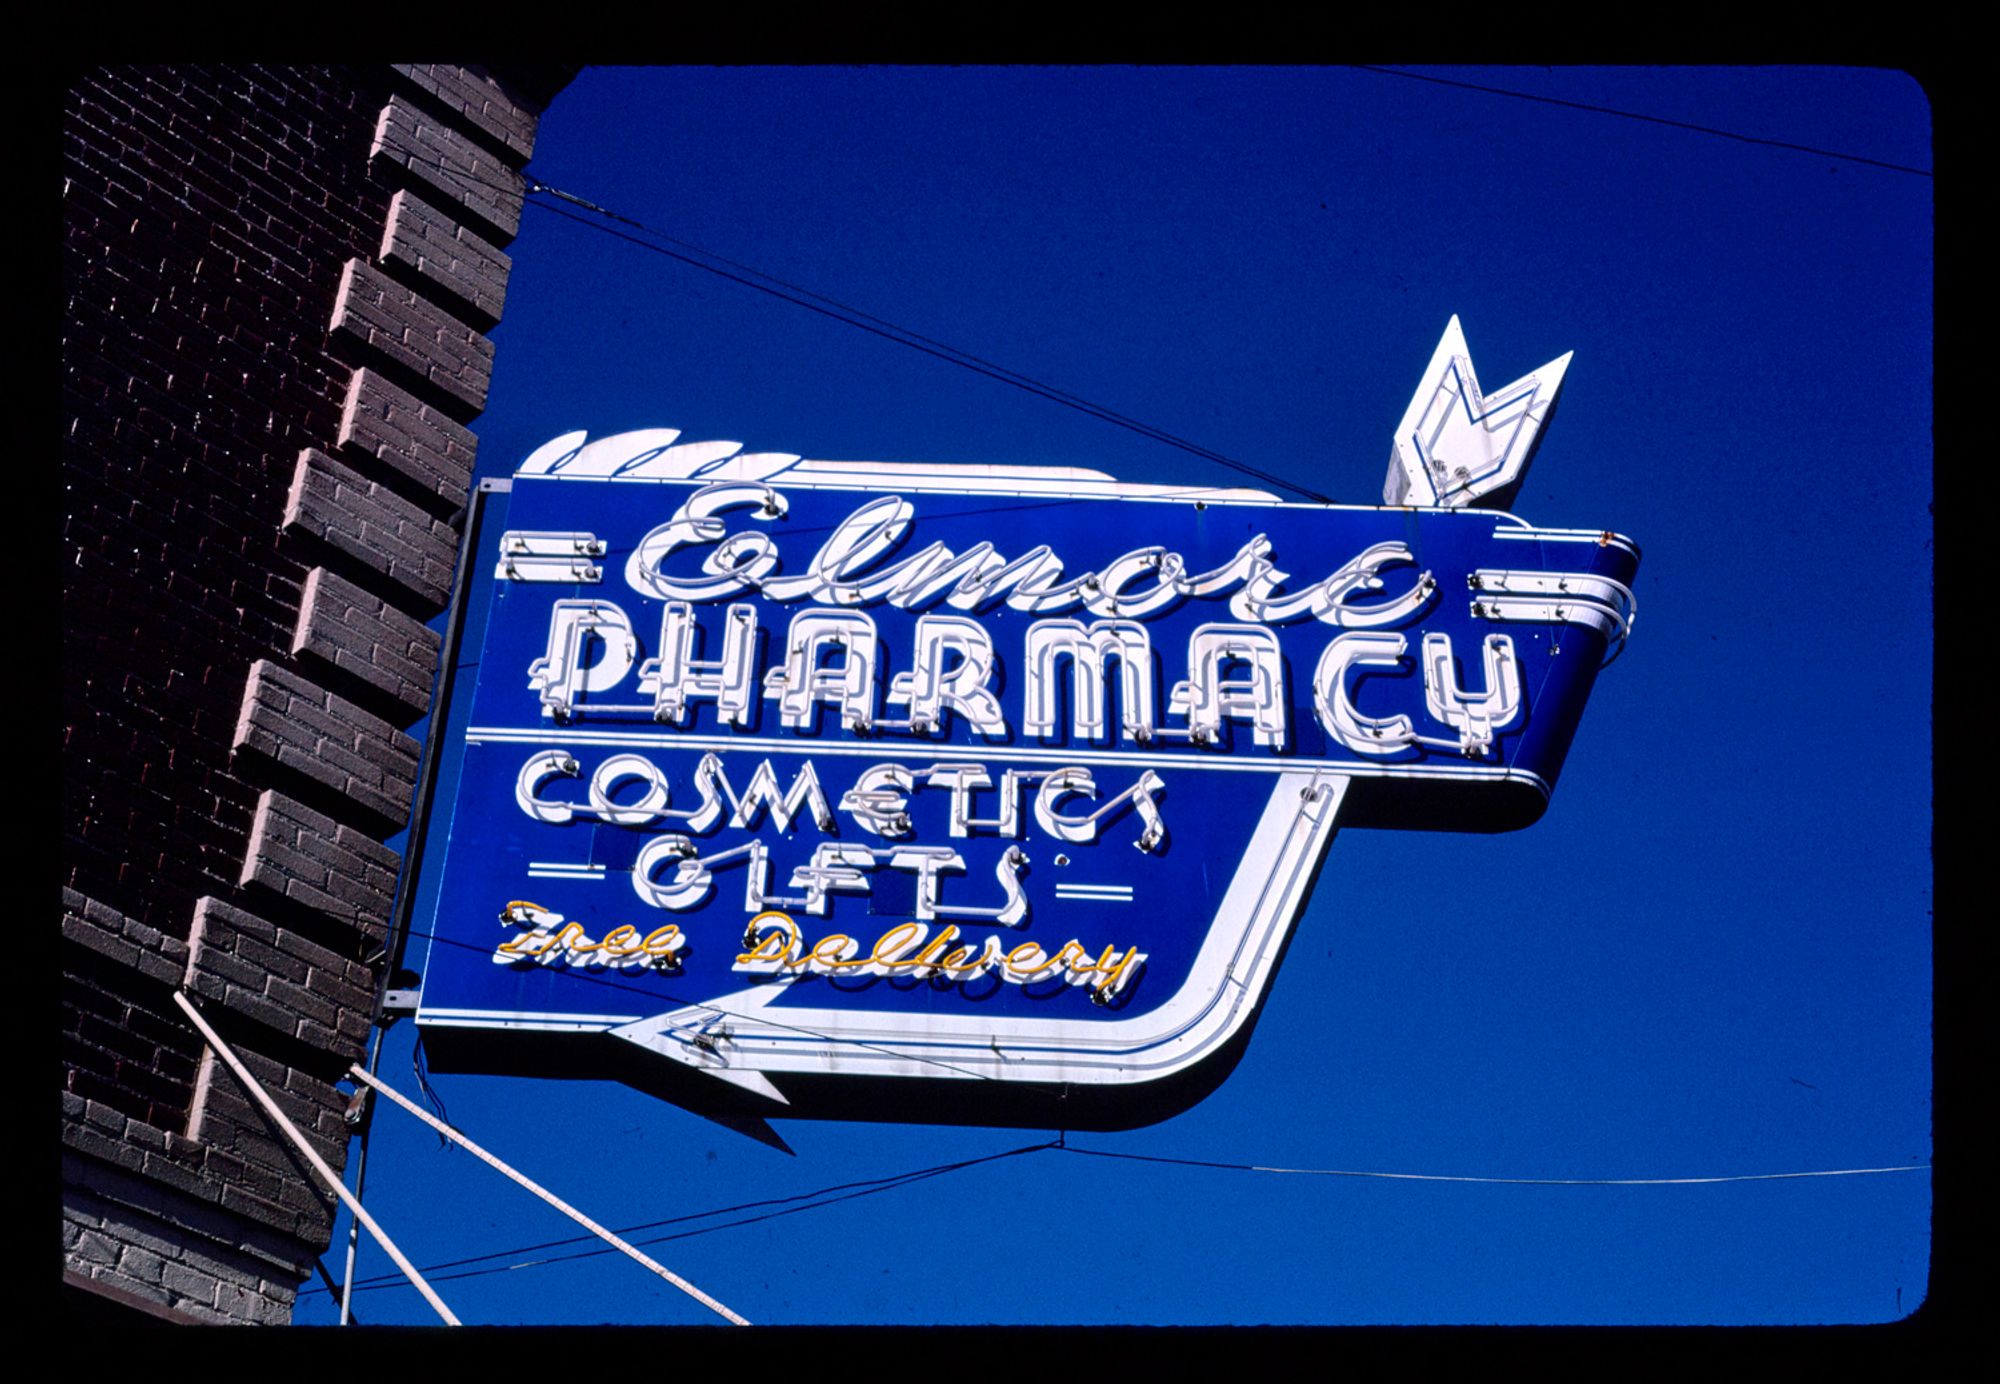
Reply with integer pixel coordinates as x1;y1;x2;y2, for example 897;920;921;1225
1385;315;1572;511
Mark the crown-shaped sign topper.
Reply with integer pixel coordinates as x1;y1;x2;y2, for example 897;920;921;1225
1385;316;1573;511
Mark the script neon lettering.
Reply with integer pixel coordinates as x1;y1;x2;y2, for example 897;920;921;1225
494;902;685;970
1004;941;1051;977
940;940;992;972
909;924;962;970
731;913;1145;998
870;921;928;969
810;933;859;966
620;490;1437;631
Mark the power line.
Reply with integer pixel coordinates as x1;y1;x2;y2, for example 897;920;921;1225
394;143;1335;501
537;178;1258;461
1351;66;1933;178
1055;1143;1932;1186
311;1137;1058;1296
311;1128;1929;1304
522;194;1331;502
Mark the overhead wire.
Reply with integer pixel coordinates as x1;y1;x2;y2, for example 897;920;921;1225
1053;1144;1932;1187
309;1129;1929;1302
309;1137;1058;1297
1350;66;1933;178
388;144;1329;500
521;196;1332;502
379;151;1342;518
386;62;1929;525
351;1064;750;1323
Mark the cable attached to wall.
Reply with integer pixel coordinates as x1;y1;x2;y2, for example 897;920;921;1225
170;991;461;1326
312;1126;1927;1305
351;1064;751;1324
394;146;1334;502
522;193;1333;503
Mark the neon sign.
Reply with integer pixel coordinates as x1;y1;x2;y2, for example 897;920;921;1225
415;321;1637;1128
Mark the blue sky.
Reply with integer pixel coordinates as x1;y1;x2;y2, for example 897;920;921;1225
295;66;1931;1327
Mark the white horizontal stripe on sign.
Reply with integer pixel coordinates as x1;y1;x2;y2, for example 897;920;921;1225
463;725;1551;794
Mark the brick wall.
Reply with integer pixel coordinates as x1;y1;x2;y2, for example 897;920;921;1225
61;63;572;1324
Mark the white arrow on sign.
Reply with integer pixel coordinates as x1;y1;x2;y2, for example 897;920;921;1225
1385;315;1572;511
609;985;794;1104
607;772;1347;1104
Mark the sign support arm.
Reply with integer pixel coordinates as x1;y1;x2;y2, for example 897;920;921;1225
348;1063;752;1325
170;991;461;1326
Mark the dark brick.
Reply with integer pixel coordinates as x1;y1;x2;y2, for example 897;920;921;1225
330;258;494;416
379;189;511;327
231;660;419;829
282;448;458;611
63;61;566;1326
369;94;524;241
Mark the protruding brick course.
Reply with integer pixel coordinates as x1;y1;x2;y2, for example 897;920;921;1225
184;1041;346;1242
62;887;193;991
293;565;442;722
64;61;573;1324
232;659;419;828
186;896;375;1062
337;367;478;512
241;788;399;944
332;257;495;416
370;94;525;240
391;63;541;164
62;1020;341;1245
381;188;512;326
284;446;458;611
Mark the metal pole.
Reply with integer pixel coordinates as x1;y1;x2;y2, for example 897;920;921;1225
339;481;496;1324
172;992;459;1325
351;1064;751;1325
336;1021;386;1325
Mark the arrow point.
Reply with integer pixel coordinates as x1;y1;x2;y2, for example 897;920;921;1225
607;988;795;1105
1386;317;1572;510
1435;316;1470;372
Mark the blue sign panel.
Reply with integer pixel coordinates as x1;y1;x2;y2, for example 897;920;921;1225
414;428;1638;1128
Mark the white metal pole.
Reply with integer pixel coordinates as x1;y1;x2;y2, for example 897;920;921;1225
170;991;461;1326
337;1020;387;1326
348;1063;751;1325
